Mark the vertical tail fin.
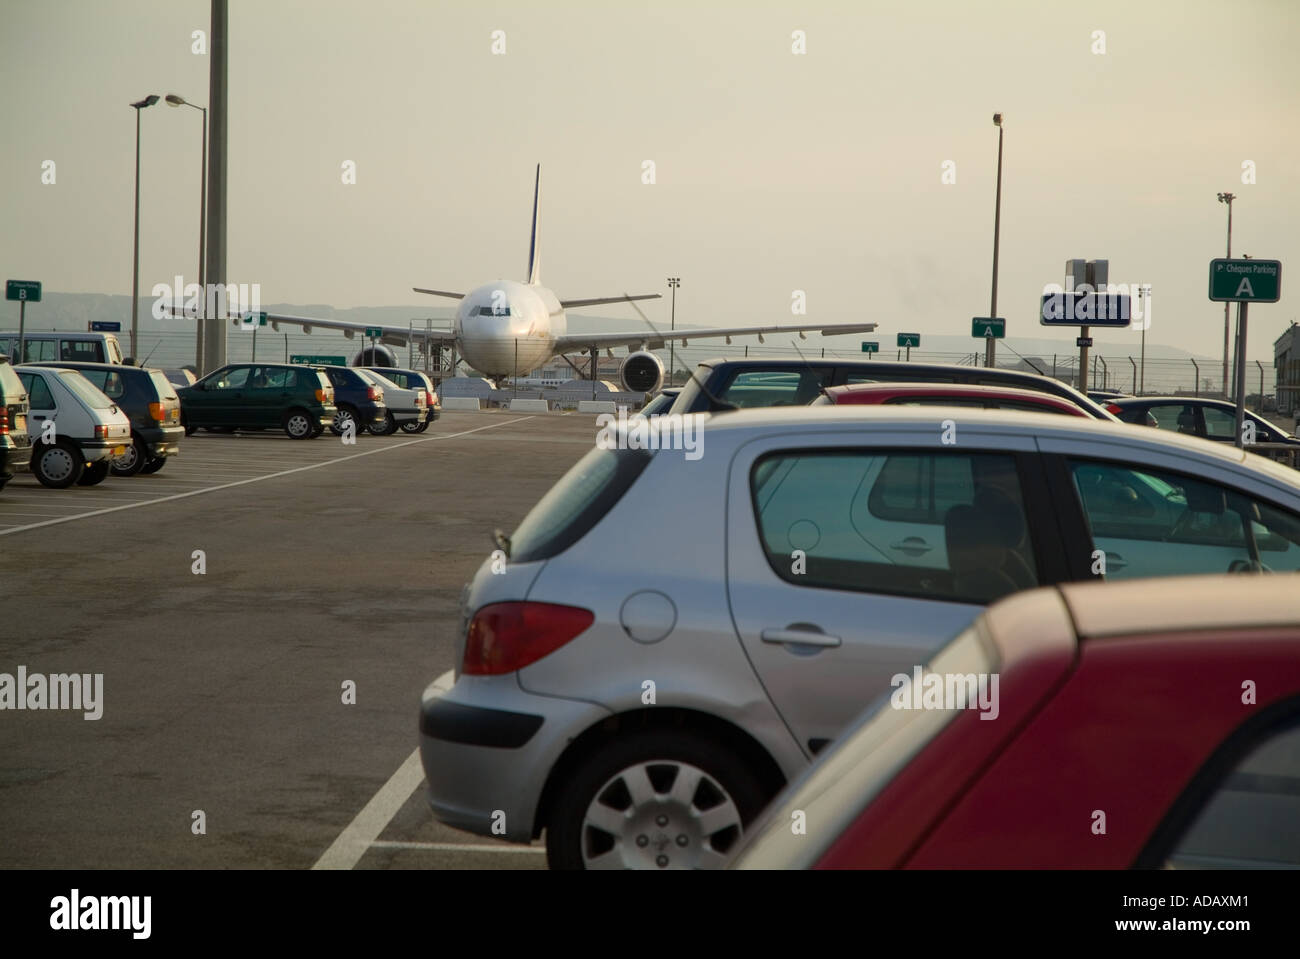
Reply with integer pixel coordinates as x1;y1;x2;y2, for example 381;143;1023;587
526;164;541;285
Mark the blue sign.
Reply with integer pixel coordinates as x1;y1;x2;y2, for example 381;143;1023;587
90;321;121;332
1040;291;1132;328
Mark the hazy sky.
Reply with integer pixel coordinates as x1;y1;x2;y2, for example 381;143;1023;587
2;0;1298;363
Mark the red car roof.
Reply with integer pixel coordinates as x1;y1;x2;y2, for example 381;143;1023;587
824;382;1090;416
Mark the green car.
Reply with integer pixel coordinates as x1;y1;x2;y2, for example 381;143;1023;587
178;363;337;440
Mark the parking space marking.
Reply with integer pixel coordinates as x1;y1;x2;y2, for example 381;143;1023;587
312;748;425;870
0;416;532;538
369;841;544;855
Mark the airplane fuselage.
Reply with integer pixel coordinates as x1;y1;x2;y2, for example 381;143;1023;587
454;280;567;379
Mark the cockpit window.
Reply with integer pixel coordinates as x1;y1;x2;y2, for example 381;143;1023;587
477;305;511;316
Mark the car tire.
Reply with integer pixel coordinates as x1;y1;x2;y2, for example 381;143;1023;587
330;405;361;437
545;730;769;871
76;460;111;486
283;408;315;440
111;435;149;477
182;417;196;437
139;456;166;474
368;411;397;436
32;440;85;489
0;473;10;491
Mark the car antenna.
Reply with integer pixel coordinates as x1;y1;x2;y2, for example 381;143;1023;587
138;338;162;368
789;338;831;402
621;294;736;412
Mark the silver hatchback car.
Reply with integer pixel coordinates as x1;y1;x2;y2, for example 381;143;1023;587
419;406;1300;869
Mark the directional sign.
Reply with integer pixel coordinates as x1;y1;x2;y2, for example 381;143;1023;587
1076;336;1093;348
1209;258;1281;303
1040;291;1131;328
861;341;880;353
290;354;347;366
896;333;921;348
90;321;121;332
365;327;383;337
6;280;41;302
972;317;1005;339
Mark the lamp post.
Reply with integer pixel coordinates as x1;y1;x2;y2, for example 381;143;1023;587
1138;284;1147;394
129;94;160;362
167;94;208;373
1218;192;1235;397
667;277;680;387
987;113;1004;368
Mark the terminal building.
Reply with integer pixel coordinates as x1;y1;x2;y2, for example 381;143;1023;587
1275;322;1299;419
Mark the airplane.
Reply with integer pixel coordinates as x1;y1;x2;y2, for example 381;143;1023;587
223;165;879;393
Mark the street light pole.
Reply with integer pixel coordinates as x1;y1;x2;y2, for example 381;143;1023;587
167;95;208;373
129;94;160;362
1218;192;1235;397
987;113;1004;369
667;277;680;387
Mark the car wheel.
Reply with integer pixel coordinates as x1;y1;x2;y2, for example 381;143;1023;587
0;473;10;491
139;456;166;474
182;416;196;437
330;405;361;437
76;460;111;486
111;436;149;476
545;730;768;871
32;441;85;489
368;411;397;436
283;408;314;440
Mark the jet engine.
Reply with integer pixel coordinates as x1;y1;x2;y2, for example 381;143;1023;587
352;344;398;367
619;351;665;393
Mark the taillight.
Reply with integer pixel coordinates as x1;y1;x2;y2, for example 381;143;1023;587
425;391;435;406
315;388;327;402
367;386;380;401
1105;403;1122;415
462;601;595;675
148;401;165;421
94;424;108;439
0;409;8;436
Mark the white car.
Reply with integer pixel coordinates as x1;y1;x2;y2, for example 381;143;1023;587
15;366;131;488
356;369;427;435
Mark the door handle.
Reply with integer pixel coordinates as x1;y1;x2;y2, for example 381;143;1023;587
760;628;841;648
890;536;932;556
1105;552;1127;572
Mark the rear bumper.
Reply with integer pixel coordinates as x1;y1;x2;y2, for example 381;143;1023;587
139;425;185;457
82;438;129;462
3;443;32;474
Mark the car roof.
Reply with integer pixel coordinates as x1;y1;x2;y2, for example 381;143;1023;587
29;360;155;373
679;404;1300;486
1114;396;1232;406
826;382;1085;405
1055;573;1300;640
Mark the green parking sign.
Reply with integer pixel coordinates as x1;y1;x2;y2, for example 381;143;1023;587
861;341;879;353
896;333;921;348
365;327;383;337
972;317;1005;339
5;280;41;302
1209;259;1281;303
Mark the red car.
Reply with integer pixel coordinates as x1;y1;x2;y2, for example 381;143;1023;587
732;573;1300;868
819;382;1093;417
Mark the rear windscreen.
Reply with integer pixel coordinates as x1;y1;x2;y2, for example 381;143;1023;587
59;371;115;409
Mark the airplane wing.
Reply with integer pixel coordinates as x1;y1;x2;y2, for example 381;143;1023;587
413;288;465;299
553;321;878;353
558;293;662;309
207;310;457;347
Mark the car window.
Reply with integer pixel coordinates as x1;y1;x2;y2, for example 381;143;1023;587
751;450;1036;604
147;370;176;399
95;370;126;398
60;339;103;362
1069;460;1300;577
1164;713;1300;868
248;366;292;389
20;339;58;363
1145;403;1198;434
209;367;250;390
720;368;830;408
19;372;54;410
1202;405;1236;440
59;371;114;409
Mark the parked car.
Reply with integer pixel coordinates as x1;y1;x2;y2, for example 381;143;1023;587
0;330;125;365
178;363;336;440
317;366;386;436
15;366;131;488
639;388;681;417
732;573;1300;869
418;406;1300;869
31;362;183;476
668;357;1117;419
359;367;440;432
819;383;1092;417
355;369;427;435
1087;388;1130;403
0;355;33;490
162;368;197;388
1110;396;1300;465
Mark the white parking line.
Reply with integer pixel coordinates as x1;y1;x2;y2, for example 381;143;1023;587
369;841;544;854
0;417;532;538
312;748;425;870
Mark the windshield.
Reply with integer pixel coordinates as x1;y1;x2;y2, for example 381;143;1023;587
59;370;114;409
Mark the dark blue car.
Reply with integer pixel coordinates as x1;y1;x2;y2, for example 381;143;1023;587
319;366;387;437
